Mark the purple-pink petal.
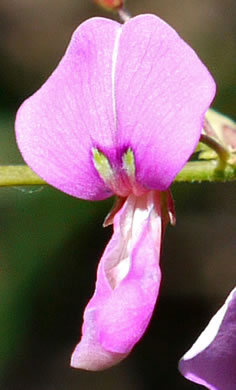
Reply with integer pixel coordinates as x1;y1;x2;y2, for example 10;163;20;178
15;15;215;200
71;191;162;370
16;18;120;200
113;14;216;191
179;287;236;390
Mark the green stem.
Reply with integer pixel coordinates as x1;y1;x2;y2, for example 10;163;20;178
175;161;236;182
0;162;236;188
0;165;45;186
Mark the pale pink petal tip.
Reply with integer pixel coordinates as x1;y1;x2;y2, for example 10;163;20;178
70;329;127;371
179;287;236;390
71;192;163;370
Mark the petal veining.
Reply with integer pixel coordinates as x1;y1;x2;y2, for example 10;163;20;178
15;15;216;199
16;18;121;200
114;14;216;190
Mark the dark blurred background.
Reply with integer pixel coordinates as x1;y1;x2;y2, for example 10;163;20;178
0;1;235;389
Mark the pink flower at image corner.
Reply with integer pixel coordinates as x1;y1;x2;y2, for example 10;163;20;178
179;287;236;390
15;14;216;371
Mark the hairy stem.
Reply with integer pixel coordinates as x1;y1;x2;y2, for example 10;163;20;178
175;161;236;183
0;162;236;189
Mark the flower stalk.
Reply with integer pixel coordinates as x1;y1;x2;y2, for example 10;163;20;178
200;133;230;165
118;7;131;22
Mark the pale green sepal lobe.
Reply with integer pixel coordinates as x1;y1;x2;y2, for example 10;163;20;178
122;148;135;177
92;148;114;182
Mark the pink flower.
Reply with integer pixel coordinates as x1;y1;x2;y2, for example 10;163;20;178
179;287;236;390
15;14;215;370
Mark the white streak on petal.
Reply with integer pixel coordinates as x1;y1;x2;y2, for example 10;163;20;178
112;27;122;129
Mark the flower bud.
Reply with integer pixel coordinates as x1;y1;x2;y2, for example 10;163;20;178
94;0;124;11
205;109;236;151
